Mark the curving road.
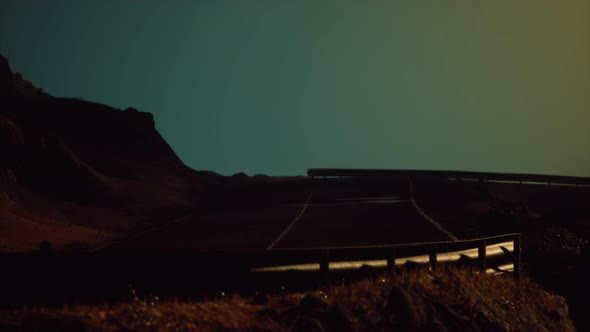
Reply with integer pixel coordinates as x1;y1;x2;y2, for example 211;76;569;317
104;178;456;252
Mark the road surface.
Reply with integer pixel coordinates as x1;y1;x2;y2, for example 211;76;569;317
106;178;456;252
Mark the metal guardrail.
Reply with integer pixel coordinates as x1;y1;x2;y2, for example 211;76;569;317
253;233;522;280
307;168;590;186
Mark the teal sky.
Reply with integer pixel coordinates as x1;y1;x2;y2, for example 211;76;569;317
1;1;589;176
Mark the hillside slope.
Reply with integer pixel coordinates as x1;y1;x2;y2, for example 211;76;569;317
0;54;214;252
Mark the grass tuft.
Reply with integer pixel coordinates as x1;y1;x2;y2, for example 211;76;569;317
0;266;574;331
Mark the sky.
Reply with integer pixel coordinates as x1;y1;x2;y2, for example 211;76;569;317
1;1;589;177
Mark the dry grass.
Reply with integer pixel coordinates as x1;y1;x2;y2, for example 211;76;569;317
0;266;574;331
323;267;573;331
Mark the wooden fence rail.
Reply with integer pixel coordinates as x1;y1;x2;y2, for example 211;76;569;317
0;234;522;305
252;233;522;280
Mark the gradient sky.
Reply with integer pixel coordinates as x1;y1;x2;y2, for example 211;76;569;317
1;1;589;176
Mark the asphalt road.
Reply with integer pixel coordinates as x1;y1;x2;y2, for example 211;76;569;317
106;178;454;252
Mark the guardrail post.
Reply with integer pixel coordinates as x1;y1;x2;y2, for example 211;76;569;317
514;234;521;281
387;247;396;271
429;244;437;270
478;240;487;272
320;250;330;275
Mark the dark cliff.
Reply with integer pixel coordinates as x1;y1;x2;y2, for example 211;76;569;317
0;54;216;251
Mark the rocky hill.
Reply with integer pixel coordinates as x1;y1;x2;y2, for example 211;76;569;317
0;54;220;252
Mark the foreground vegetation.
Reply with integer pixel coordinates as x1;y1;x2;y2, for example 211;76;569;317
0;266;573;331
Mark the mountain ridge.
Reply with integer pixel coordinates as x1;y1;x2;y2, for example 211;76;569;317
0;54;219;252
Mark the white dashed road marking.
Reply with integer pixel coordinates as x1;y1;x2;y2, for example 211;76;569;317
267;192;314;249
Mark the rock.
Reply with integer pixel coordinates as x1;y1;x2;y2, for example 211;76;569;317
0;54;195;209
0;54;208;256
0;54;46;98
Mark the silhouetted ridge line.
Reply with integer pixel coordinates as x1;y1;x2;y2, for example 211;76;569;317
0;53;211;252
